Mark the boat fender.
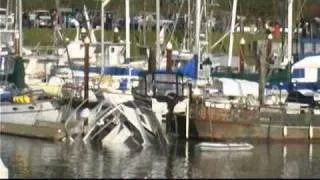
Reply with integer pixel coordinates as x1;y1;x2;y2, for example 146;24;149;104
309;125;313;140
283;125;287;138
12;95;32;104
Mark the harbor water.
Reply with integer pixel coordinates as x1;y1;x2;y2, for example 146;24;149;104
1;134;320;178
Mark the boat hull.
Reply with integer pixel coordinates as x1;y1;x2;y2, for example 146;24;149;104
0;122;66;141
174;104;320;141
0;101;63;125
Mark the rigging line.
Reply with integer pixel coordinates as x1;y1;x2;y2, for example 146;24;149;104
295;0;307;23
189;0;196;47
164;0;185;50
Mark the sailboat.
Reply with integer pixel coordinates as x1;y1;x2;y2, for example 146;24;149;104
0;2;71;141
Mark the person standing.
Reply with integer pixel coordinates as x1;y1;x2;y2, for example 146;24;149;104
51;8;59;28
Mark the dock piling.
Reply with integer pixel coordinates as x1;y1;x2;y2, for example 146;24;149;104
84;36;90;101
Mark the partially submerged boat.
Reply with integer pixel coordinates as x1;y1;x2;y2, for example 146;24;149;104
76;96;168;150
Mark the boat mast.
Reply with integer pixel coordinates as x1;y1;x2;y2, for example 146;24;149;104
227;0;238;68
101;0;111;75
18;0;22;56
125;0;131;89
5;0;10;30
287;0;293;64
187;0;191;50
156;0;160;69
195;0;201;72
204;0;208;53
125;0;130;59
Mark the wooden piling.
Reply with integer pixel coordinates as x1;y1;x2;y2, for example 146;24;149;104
266;34;273;74
258;41;267;106
84;36;90;101
166;41;172;73
239;37;245;73
148;47;156;73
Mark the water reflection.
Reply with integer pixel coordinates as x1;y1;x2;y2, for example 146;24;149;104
2;135;320;178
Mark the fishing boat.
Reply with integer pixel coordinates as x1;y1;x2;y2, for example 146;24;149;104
194;142;254;151
166;0;320;142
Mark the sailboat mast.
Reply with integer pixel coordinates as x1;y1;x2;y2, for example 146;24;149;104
195;0;201;59
101;0;111;75
187;0;191;50
18;0;22;57
227;0;238;67
5;0;9;29
204;0;208;53
156;0;160;69
287;0;293;64
125;0;130;59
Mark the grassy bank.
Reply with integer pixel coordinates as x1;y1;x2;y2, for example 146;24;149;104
23;28;274;64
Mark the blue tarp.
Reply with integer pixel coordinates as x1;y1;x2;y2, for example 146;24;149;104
154;54;198;79
175;54;198;79
72;66;145;76
63;54;198;78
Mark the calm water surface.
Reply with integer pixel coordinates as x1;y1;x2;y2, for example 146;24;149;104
2;134;320;178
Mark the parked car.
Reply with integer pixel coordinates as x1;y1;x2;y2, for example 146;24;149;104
59;8;76;28
32;9;52;28
0;8;14;28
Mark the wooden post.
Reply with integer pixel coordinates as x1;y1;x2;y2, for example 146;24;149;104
84;36;90;101
258;41;267;106
266;33;273;75
239;37;245;73
148;46;156;73
113;27;119;43
166;41;172;73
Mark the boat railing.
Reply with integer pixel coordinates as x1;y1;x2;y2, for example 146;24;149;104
193;96;320;123
132;71;189;103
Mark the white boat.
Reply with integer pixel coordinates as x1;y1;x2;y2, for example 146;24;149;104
0;43;70;140
195;142;254;151
0;157;8;179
